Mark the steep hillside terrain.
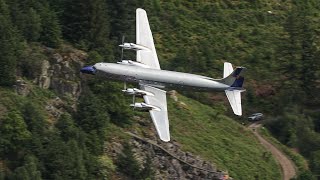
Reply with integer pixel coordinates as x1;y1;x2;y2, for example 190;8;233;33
0;0;319;179
0;46;281;179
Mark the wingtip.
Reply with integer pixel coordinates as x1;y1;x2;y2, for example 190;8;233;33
233;108;242;116
161;138;170;142
159;134;170;142
136;8;146;13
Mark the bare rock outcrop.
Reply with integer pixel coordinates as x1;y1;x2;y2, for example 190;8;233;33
108;135;231;180
38;45;86;101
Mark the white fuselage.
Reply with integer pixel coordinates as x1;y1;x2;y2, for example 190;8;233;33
93;63;229;91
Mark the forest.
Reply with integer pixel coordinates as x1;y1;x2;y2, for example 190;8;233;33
0;0;319;179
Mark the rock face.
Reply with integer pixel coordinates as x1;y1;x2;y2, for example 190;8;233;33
108;135;230;180
32;45;87;118
14;79;30;96
38;46;86;101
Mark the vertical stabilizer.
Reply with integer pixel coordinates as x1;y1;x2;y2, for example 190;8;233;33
223;62;233;78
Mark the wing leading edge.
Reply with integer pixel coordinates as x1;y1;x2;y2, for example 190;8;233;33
140;84;170;142
136;8;160;69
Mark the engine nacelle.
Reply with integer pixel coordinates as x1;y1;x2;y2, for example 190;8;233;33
117;60;150;68
119;43;132;49
122;88;154;97
130;103;161;111
119;43;150;51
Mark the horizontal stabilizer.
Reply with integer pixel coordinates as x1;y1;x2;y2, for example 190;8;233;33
225;89;244;116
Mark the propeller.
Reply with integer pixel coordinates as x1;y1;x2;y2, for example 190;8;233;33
123;82;127;90
120;35;125;61
132;94;136;105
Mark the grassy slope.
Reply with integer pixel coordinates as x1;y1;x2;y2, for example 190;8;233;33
168;94;281;180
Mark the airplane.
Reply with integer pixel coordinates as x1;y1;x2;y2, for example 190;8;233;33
80;8;245;142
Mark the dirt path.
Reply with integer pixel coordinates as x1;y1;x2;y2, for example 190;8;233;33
248;122;296;180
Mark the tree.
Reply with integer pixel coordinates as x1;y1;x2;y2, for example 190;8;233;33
12;155;42;180
0;0;21;86
140;155;155;179
42;136;87;179
55;113;78;142
22;8;42;42
39;3;62;47
62;0;112;53
310;150;320;175
116;143;141;178
0;111;31;156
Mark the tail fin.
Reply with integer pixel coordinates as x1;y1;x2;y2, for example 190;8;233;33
220;62;246;116
223;62;233;78
220;62;245;89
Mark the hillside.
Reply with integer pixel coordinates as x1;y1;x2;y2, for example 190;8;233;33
0;46;281;179
0;0;319;179
168;93;281;179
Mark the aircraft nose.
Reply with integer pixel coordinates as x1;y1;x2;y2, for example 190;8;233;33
80;66;96;75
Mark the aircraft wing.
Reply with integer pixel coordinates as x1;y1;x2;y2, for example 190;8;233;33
136;8;161;69
140;84;170;141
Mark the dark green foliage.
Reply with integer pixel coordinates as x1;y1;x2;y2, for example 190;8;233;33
140;155;155;179
39;7;61;48
18;44;46;79
116;143;141;178
62;0;112;54
296;170;315;180
19;8;42;42
86;80;133;126
55;113;79;141
6;0;61;47
12;155;42;180
0;0;320;178
0;111;31;156
116;143;155;179
77;89;110;133
87;50;104;65
0;0;20;87
310;150;320;175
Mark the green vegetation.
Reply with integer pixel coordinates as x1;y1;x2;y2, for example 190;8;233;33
116;143;155;179
0;0;319;179
168;94;280;179
259;127;314;179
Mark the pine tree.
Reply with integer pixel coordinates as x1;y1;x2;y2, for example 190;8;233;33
55;113;78;142
140;155;155;179
39;3;62;47
23;8;42;42
0;0;20;86
116;143;141;178
0;111;31;156
13;156;42;180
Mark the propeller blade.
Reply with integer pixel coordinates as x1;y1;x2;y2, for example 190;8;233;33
121;46;124;60
132;95;135;104
120;35;125;61
122;35;125;44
